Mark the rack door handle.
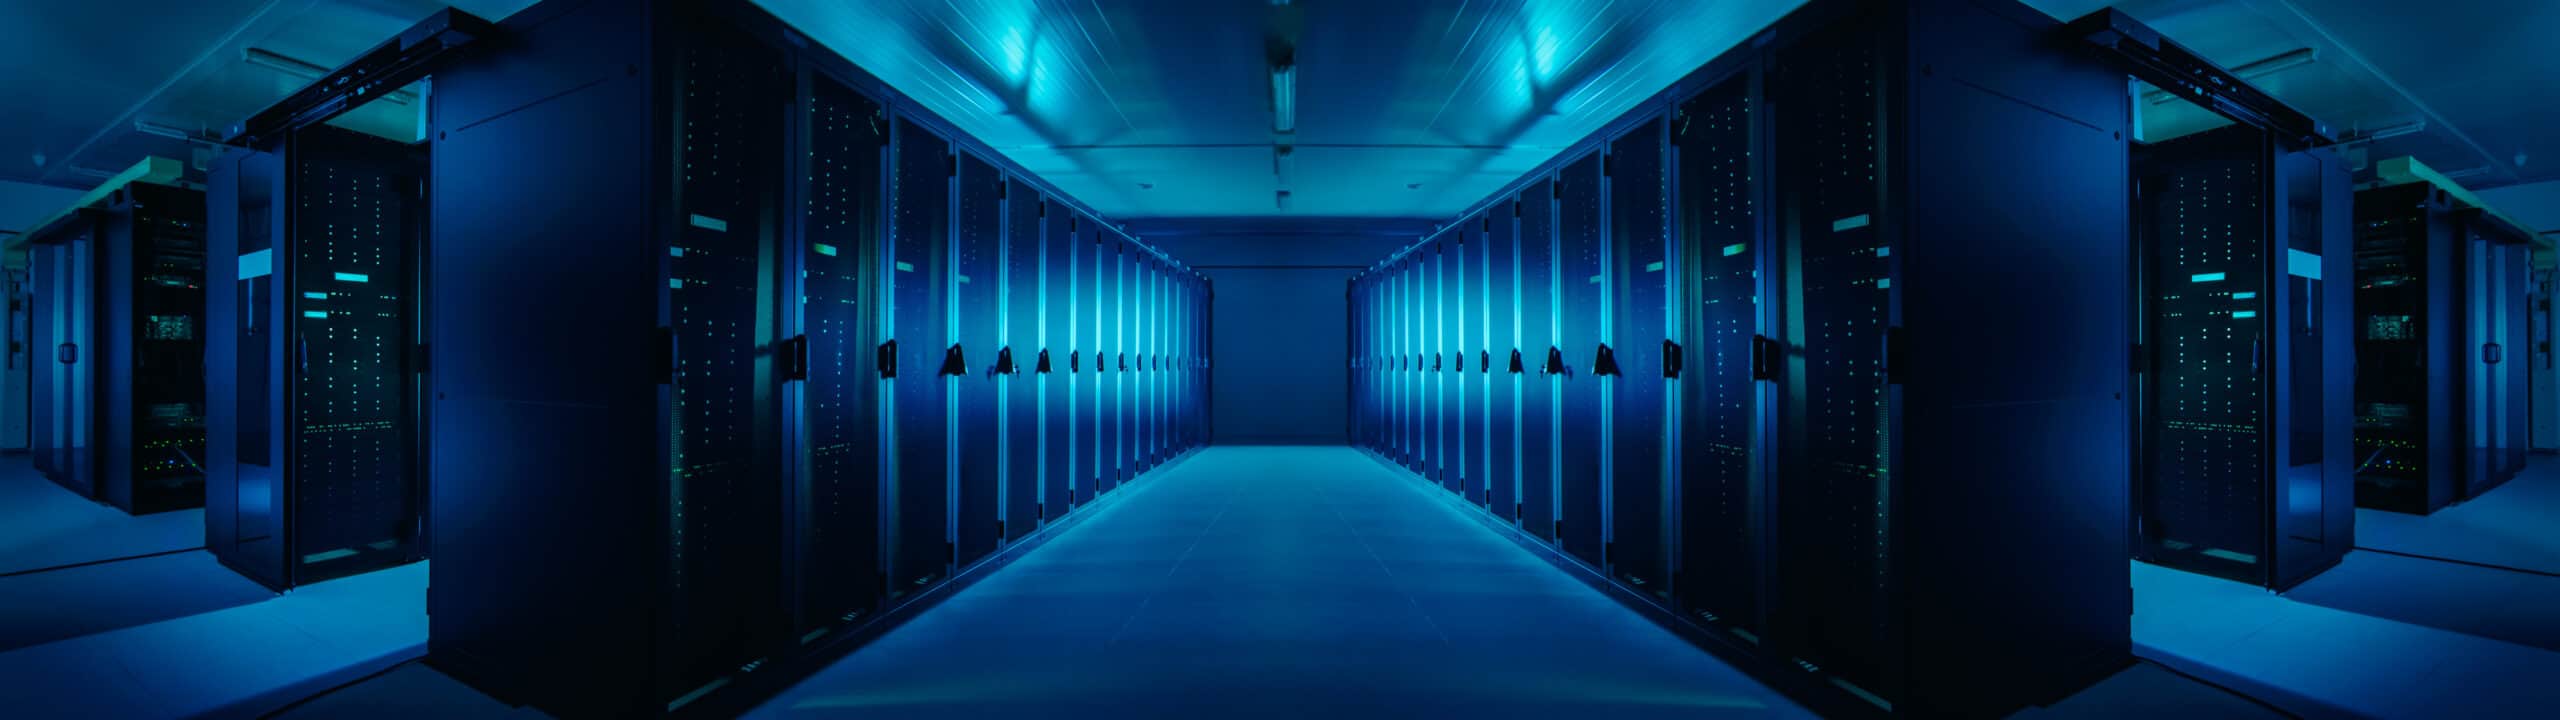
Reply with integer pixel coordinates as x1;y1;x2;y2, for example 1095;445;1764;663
994;346;1019;375
1663;340;1683;378
1751;335;1780;381
940;344;968;376
1593;343;1620;377
1509;349;1525;374
1542;346;1565;375
1035;349;1053;374
781;334;809;381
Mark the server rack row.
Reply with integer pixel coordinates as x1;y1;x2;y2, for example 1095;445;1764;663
424;1;1208;715
204;124;431;590
2130;124;2356;590
24;180;207;515
2351;179;2536;514
1351;0;2131;715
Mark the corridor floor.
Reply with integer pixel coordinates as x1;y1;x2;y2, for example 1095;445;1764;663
746;446;1811;719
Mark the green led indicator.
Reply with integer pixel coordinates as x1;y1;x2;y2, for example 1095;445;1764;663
1722;243;1746;256
815;243;838;256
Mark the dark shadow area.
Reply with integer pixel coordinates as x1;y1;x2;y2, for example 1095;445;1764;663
0;459;204;578
2013;661;2289;719
2283;551;2560;653
267;662;546;719
2354;457;2560;577
0;550;272;652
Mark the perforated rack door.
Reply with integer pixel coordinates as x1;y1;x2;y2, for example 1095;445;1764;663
889;118;952;593
663;26;788;703
1556;152;1606;569
801;73;884;630
1673;76;1761;635
1609;119;1672;599
1093;233;1119;494
1002;179;1040;542
2139;131;2269;581
952;153;1003;569
1771;18;1895;701
288;127;417;581
1519;182;1559;542
1485;208;1520;522
1461;218;1485;506
1041;200;1077;520
1428;240;1448;489
1076;215;1101;506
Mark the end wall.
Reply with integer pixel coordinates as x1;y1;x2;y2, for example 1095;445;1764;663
1135;219;1428;445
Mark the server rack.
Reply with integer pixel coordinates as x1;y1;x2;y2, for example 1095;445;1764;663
1556;152;1607;569
795;67;885;645
423;3;1207;716
1041;204;1079;520
1459;215;1487;507
25;181;207;515
1002;178;1040;542
205;125;427;589
1609;118;1674;601
2131;124;2354;590
1673;69;1765;642
1519;181;1559;543
1349;0;2130;714
1484;209;1520;522
952;152;1003;570
2353;181;2535;513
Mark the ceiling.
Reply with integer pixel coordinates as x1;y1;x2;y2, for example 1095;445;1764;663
5;0;2553;220
0;0;537;189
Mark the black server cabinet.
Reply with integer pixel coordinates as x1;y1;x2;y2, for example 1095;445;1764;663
426;4;793;713
1426;239;1447;490
1519;183;1560;542
1760;3;2130;713
1485;210;1521;522
2131;125;2354;589
1141;252;1162;471
2476;215;2530;490
1002;181;1040;541
1349;1;2132;714
1446;234;1467;496
1041;203;1078;519
1674;72;1765;640
796;69;885;641
1609;119;1673;600
2353;181;2535;513
2461;211;2530;496
206;125;425;589
27;182;207;515
1387;260;1404;466
890;118;953;593
1075;218;1100;505
1094;231;1119;495
1461;218;1488;506
952;152;1003;570
1556;153;1607;569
